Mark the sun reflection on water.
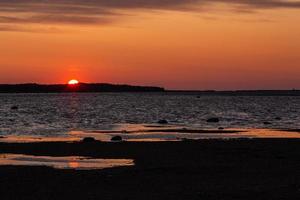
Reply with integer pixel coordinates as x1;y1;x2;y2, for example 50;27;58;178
0;154;134;170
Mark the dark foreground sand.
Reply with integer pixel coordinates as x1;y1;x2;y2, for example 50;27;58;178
1;139;300;200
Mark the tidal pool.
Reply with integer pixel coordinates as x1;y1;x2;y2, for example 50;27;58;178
0;154;134;170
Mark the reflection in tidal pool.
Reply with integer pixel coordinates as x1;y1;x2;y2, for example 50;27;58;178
1;124;299;143
0;154;134;170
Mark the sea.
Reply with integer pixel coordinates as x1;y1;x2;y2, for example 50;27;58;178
0;93;299;142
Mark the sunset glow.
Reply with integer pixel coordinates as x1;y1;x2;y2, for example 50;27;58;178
68;79;79;85
0;1;300;89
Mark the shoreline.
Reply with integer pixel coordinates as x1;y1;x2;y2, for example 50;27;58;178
0;128;299;143
0;89;300;96
1;137;300;157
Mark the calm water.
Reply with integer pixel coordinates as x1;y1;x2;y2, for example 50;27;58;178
0;154;134;170
0;93;299;140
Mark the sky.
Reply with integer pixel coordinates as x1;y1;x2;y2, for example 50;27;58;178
0;0;300;90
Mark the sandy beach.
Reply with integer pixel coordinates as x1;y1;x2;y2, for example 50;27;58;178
1;138;300;199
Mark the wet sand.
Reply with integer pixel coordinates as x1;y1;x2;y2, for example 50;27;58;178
1;139;300;199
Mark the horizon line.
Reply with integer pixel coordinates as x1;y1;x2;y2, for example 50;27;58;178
0;82;299;92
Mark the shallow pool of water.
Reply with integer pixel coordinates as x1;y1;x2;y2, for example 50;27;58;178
0;154;134;170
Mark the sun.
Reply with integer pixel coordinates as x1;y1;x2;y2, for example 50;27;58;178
68;79;79;85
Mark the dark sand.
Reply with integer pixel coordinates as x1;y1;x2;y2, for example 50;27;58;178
1;139;300;200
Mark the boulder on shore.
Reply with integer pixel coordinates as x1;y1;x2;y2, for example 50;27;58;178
82;137;97;143
111;136;123;142
157;119;168;124
11;106;18;110
263;122;272;125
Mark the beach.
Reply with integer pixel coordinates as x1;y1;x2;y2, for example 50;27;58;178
1;138;300;199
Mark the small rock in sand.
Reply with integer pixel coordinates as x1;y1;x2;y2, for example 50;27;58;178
218;127;224;130
275;117;282;120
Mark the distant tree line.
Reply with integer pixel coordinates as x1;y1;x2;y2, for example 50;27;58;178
0;83;299;95
167;90;300;96
0;83;165;93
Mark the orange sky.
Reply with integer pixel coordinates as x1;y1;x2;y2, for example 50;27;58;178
0;1;300;90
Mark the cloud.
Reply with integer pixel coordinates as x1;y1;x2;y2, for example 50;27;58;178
0;0;300;31
0;15;113;25
0;24;65;33
0;25;23;32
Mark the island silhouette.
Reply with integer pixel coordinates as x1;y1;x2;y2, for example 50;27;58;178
0;83;299;95
0;83;165;93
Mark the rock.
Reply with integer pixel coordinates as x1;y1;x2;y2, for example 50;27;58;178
111;136;123;142
263;121;272;125
157;119;168;124
275;117;282;120
181;138;194;142
207;118;220;123
82;137;97;143
218;127;224;130
11;106;18;110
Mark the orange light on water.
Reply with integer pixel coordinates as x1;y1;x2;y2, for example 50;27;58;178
68;79;79;85
69;161;79;168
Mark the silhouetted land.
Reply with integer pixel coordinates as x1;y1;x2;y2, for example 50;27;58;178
0;83;165;93
0;139;300;199
168;90;300;96
0;83;299;95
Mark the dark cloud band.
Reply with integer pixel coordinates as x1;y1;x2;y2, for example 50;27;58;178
0;0;299;31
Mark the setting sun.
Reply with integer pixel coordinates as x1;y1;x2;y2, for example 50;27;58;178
68;79;79;85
